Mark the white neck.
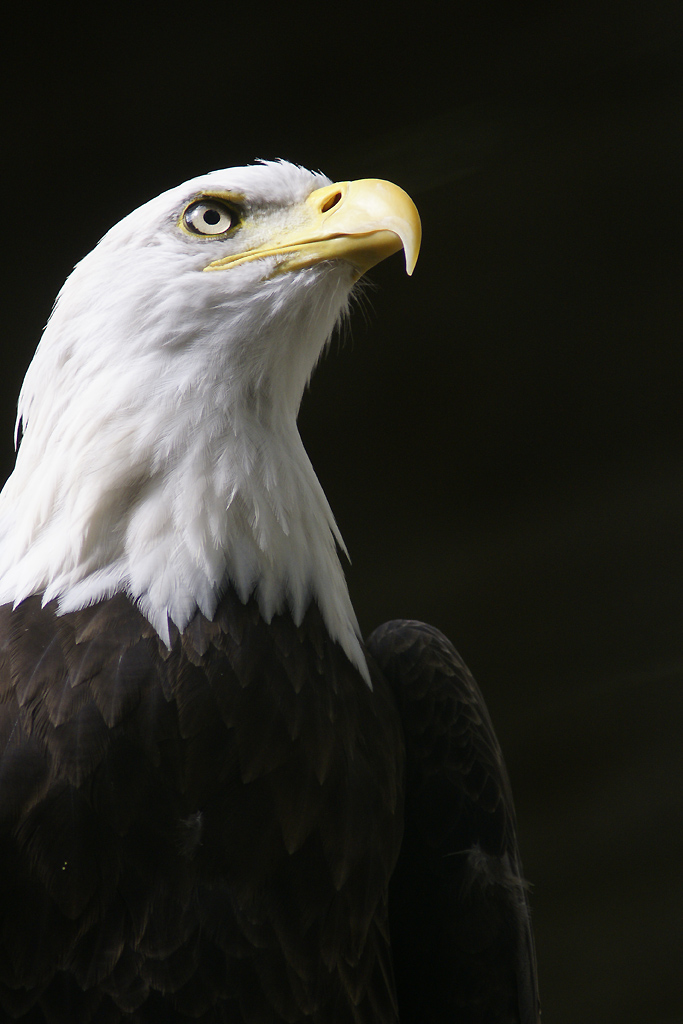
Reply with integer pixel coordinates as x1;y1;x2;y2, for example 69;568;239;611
0;230;369;682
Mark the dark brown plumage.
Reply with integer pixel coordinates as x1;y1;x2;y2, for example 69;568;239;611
368;621;540;1024
0;591;538;1023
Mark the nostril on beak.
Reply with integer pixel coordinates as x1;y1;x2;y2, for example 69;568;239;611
320;190;343;214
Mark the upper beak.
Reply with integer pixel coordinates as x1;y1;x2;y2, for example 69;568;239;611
204;178;421;280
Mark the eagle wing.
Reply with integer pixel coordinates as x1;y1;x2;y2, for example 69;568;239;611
367;620;540;1024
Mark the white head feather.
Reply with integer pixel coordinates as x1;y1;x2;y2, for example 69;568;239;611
0;160;372;681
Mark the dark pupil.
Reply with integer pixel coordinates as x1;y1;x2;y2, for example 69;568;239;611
203;208;222;226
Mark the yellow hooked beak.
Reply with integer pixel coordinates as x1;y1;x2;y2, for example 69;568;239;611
204;178;421;281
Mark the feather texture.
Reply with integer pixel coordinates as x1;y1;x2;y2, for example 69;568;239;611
0;592;403;1023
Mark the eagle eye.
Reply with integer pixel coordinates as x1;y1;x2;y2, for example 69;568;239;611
183;199;237;237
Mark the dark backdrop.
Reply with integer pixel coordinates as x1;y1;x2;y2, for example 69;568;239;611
3;4;683;1021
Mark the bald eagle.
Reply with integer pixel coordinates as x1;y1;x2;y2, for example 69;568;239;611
0;161;539;1023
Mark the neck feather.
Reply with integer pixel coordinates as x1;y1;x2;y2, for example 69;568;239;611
0;262;369;683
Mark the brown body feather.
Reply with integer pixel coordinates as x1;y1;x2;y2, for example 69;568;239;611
0;592;403;1023
0;596;539;1023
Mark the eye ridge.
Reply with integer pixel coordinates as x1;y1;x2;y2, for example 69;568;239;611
182;198;240;238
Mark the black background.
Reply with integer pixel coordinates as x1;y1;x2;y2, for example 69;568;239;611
3;3;683;1021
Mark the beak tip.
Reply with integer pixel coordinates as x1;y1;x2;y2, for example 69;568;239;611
404;246;420;276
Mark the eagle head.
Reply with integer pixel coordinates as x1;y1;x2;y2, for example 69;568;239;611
0;160;420;679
